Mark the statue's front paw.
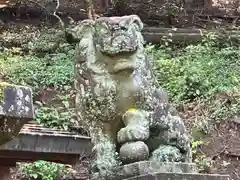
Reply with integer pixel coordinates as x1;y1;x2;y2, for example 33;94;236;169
119;141;149;164
150;145;184;162
176;134;191;152
117;126;149;143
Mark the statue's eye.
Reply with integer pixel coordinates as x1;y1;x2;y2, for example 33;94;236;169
119;21;128;31
120;25;128;31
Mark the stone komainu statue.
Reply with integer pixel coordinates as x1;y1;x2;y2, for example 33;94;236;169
67;15;192;178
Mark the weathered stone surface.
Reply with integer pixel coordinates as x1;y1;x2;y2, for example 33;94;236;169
0;84;34;119
0;83;34;145
120;141;149;164
124;172;231;180
93;161;198;180
70;15;192;179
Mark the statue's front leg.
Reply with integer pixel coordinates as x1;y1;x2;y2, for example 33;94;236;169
90;127;121;179
117;109;150;143
117;109;150;164
149;115;192;163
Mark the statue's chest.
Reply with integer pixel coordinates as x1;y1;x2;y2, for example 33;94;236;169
84;69;154;115
114;72;154;113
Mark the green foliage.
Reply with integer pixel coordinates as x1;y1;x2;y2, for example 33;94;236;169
0;27;75;94
26;29;66;53
0;48;75;94
35;106;73;131
195;155;213;173
190;90;240;137
191;140;212;173
150;33;240;104
191;140;203;154
20;160;72;180
147;33;240;141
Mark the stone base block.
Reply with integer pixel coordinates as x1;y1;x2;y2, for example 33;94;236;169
92;161;230;180
92;161;198;180
124;172;230;180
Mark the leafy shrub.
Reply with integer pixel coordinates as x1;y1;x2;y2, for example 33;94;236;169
191;140;212;173
35;106;73;131
20;160;72;180
26;29;66;53
149;34;240;104
0;49;75;93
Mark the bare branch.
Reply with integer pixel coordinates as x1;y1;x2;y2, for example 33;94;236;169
27;0;64;28
52;0;64;27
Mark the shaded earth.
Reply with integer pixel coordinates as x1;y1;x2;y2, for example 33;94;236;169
0;0;240;29
179;101;240;180
202;119;240;180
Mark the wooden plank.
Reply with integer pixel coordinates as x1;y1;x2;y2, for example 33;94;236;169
66;137;92;156
20;124;91;138
1;25;239;48
0;150;80;165
0;124;92;155
143;27;206;34
34;135;70;153
0;123;92;164
0;134;38;151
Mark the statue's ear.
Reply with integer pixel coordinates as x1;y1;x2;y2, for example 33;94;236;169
129;15;144;31
65;19;95;44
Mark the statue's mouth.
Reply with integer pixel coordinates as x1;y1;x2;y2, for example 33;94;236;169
101;49;137;57
111;61;135;74
112;67;134;74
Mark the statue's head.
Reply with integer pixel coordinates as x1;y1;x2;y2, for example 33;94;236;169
67;15;145;75
94;15;144;56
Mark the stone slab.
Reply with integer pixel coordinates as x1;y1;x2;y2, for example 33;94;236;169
0;84;34;145
0;84;34;120
0;124;92;165
0;124;92;155
124;172;231;180
93;161;198;180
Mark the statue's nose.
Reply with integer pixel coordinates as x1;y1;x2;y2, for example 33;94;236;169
110;21;128;31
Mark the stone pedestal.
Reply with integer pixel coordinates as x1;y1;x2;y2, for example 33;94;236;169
124;172;230;180
92;161;230;180
0;84;34;145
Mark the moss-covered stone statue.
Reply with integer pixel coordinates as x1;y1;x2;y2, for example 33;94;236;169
67;15;192;179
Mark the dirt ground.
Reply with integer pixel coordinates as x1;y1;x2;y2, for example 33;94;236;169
202;120;240;180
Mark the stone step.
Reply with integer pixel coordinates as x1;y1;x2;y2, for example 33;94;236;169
92;161;198;180
124;172;230;180
92;161;230;180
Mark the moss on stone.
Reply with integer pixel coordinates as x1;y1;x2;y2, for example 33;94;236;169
0;82;13;103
